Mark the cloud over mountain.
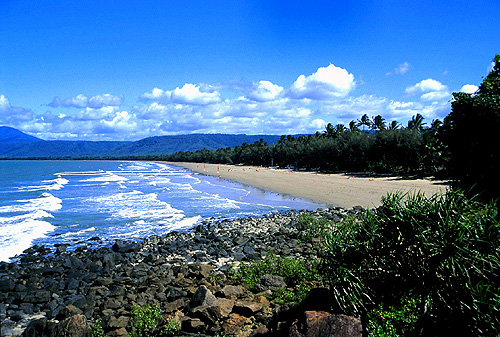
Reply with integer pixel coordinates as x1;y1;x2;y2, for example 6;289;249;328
1;63;472;140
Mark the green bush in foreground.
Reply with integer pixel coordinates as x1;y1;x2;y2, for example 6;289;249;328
130;304;161;337
322;190;500;336
297;213;334;243
230;253;321;304
91;319;104;337
367;295;421;337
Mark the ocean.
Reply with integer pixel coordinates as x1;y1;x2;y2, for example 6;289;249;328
0;160;323;262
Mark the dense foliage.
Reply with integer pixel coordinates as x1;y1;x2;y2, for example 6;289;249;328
322;190;500;336
161;114;445;176
230;253;322;304
442;54;500;202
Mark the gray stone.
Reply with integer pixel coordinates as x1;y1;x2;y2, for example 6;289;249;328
23;290;51;304
56;304;83;320
166;286;187;300
0;278;15;292
233;300;263;317
289;311;362;337
255;274;286;292
55;314;92;337
63;255;84;269
190;285;216;308
105;315;129;329
216;285;247;299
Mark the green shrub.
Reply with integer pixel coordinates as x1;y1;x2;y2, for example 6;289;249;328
230;253;321;303
367;295;421;337
297;213;334;242
322;190;500;336
158;320;180;337
130;304;161;337
91;318;104;337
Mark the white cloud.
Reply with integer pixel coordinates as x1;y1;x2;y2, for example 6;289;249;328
140;84;221;105
460;84;479;94
74;106;120;121
49;94;88;108
288;64;355;100
88;94;124;108
386;62;410;76
0;94;10;112
405;79;450;103
247;81;284;102
49;94;123;109
406;79;447;95
420;91;451;102
0;94;33;123
5;65;460;140
140;88;169;103
311;118;326;130
171;83;221;105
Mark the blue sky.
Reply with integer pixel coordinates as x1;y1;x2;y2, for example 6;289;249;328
1;0;499;141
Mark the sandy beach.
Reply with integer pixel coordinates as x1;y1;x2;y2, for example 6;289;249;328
167;162;449;209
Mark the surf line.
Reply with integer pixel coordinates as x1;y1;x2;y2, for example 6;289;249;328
54;170;193;176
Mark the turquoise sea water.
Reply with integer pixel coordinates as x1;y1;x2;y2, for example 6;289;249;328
0;160;323;262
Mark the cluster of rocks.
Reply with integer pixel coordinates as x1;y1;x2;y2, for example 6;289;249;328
0;207;365;337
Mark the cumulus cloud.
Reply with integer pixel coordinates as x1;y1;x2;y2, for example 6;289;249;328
406;79;450;102
140;84;221;105
4;63;459;140
386;62;410;76
0;94;10;111
88;94;124;108
0;94;33;123
287;64;355;100
406;79;447;95
171;83;221;105
139;88;170;103
48;94;123;108
246;81;284;102
460;84;479;94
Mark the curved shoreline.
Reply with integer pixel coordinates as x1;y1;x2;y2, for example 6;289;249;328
165;162;449;209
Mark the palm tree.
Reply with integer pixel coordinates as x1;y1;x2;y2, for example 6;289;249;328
324;123;335;138
388;120;401;130
349;120;360;133
430;119;443;134
408;113;426;133
372;115;386;131
334;124;347;137
357;114;372;131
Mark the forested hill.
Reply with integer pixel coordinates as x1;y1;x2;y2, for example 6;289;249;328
0;140;131;158
109;134;282;156
0;126;42;143
0;127;281;158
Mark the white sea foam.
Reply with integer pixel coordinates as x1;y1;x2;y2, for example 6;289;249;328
60;226;96;238
88;190;184;222
168;215;201;230
81;172;128;183
0;219;55;262
0;191;60;261
196;194;243;210
0;210;53;224
17;177;69;192
0;192;62;213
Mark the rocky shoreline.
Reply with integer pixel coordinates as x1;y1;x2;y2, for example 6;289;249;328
1;206;365;337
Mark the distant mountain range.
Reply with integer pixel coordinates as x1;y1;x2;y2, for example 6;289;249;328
0;126;281;158
0;126;43;143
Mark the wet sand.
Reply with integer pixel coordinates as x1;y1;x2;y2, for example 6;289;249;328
167;162;449;209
